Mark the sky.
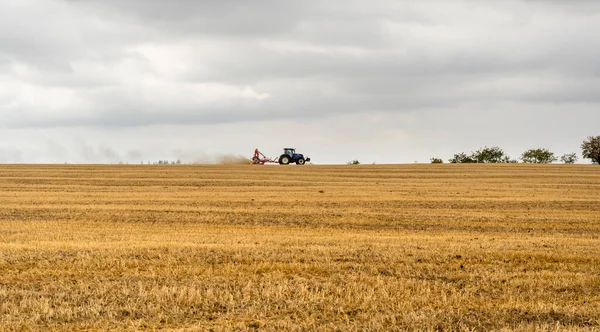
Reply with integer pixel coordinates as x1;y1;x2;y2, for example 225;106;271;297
1;0;599;164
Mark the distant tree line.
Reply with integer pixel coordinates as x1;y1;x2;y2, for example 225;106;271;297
430;136;600;165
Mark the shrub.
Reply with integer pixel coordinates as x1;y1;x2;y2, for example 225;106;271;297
560;153;578;164
448;152;476;164
471;146;507;163
521;148;557;164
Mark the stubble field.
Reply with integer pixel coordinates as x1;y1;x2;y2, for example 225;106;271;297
0;164;599;331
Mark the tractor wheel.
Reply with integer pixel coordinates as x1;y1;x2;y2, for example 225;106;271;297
279;156;290;165
251;156;259;163
296;158;306;165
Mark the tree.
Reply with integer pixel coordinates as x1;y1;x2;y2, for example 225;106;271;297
430;157;443;164
560;153;578;164
448;152;476;164
471;146;506;163
346;159;360;165
581;136;600;164
520;148;557;164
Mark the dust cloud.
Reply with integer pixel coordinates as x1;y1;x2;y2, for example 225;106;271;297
188;154;251;165
216;154;251;165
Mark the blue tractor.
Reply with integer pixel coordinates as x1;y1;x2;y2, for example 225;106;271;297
279;148;310;165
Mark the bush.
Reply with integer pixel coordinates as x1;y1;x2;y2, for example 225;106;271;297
471;146;507;163
521;148;557;164
346;159;360;165
448;152;476;164
448;148;511;163
560;153;578;164
430;158;443;164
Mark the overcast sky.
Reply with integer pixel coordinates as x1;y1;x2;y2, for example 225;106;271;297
1;0;599;164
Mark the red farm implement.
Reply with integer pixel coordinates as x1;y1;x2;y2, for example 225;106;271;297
251;149;279;164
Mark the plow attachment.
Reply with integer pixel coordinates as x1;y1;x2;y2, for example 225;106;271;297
251;149;279;164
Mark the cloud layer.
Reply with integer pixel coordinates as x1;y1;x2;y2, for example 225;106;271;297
1;0;599;163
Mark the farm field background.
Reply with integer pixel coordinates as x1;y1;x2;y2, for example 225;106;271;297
0;164;599;330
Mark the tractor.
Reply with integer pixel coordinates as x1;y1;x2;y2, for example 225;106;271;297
279;148;310;165
251;148;311;165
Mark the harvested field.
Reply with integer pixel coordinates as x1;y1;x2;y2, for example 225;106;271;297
0;164;599;331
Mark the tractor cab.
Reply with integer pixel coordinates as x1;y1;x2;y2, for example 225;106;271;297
283;148;295;157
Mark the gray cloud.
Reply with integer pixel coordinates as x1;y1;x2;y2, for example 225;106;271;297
0;0;599;163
